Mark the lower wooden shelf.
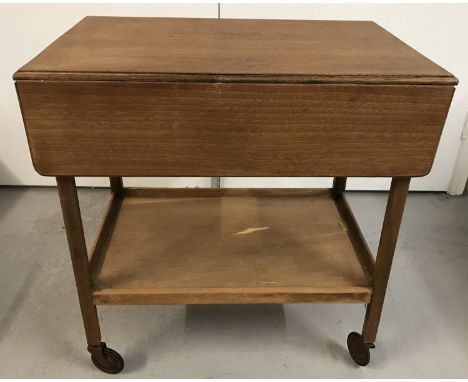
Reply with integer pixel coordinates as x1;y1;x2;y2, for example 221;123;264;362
90;188;374;305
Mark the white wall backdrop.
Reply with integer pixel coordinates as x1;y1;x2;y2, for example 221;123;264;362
220;4;468;191
0;4;216;188
1;4;467;191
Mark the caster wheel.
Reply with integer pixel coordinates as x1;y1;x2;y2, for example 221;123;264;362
347;332;372;366
89;343;124;374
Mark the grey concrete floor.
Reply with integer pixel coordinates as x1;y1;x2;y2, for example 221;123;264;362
0;186;467;378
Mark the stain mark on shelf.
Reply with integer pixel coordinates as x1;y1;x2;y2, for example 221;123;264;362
236;226;270;235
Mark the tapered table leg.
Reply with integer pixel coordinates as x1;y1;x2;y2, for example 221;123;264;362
347;177;410;366
57;176;124;373
109;177;123;195
362;177;410;343
332;177;347;198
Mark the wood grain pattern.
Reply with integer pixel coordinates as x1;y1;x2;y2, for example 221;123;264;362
122;187;329;198
17;81;454;177
94;288;372;305
13;17;457;85
91;189;372;305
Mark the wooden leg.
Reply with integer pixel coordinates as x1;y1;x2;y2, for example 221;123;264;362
109;177;123;195
347;177;410;366
211;176;221;188
57;176;124;373
362;177;411;344
332;177;347;196
57;176;101;345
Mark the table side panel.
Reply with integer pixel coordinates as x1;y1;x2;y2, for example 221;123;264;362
16;81;454;177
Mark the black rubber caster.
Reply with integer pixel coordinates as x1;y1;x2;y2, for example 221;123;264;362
347;332;373;366
88;342;124;374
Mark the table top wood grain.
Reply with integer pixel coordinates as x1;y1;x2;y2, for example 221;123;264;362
14;16;457;85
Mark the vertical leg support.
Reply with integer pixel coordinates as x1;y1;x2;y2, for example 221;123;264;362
362;177;411;344
56;176;101;346
332;177;347;198
109;177;123;196
57;176;124;373
211;176;221;188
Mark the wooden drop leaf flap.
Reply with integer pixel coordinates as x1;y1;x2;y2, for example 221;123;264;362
14;17;457;178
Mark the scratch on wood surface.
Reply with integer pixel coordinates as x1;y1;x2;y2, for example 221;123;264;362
236;226;269;235
339;222;348;232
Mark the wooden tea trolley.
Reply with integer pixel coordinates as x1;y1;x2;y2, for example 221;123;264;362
14;17;457;372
